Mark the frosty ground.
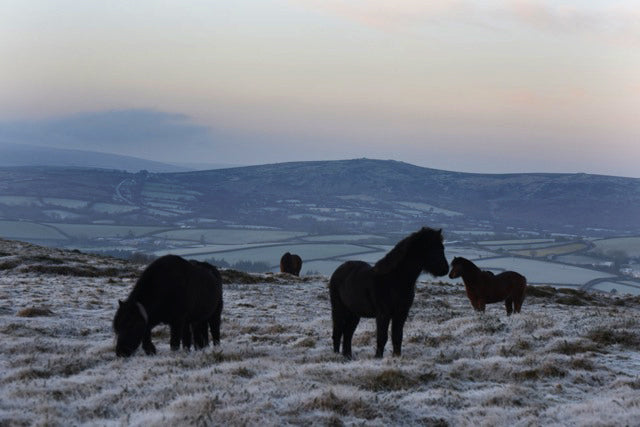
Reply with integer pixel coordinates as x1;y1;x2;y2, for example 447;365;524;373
1;239;640;426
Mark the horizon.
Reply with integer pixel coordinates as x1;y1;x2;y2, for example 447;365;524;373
2;1;639;177
2;142;640;179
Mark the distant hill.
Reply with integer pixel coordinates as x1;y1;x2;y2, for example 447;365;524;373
0;159;638;233
0;143;190;173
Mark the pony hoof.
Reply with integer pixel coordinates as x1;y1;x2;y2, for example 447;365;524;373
144;346;157;355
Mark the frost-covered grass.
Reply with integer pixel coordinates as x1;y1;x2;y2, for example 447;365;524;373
1;239;640;426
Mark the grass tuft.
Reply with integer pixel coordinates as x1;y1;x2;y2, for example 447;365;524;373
231;367;255;378
586;327;640;349
303;390;378;419
361;369;418;391
526;285;557;298
16;307;54;317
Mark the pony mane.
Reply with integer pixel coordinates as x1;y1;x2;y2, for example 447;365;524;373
452;257;481;274
373;227;442;275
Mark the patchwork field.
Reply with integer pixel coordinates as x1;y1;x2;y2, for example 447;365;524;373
474;257;615;286
0;221;68;240
1;239;640;425
591;237;640;258
1;221;638;293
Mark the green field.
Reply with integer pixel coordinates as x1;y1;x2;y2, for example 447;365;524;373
511;243;587;257
478;239;554;246
474;257;614;285
142;191;196;201
300;234;387;243
0;196;42;207
43;210;83;220
151;228;308;244
46;223;167;238
590;281;640;296
590;237;640;258
0;220;68;240
183;243;375;267
91;203;139;214
42;198;89;209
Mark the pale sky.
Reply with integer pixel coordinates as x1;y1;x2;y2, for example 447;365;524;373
1;0;639;176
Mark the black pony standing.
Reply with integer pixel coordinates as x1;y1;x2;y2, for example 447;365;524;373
113;255;223;357
329;227;449;359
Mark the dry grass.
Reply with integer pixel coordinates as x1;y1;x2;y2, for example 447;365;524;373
360;369;419;391
301;391;378;420
16;307;54;317
586;327;640;349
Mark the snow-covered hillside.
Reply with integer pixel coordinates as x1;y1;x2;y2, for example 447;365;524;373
1;239;639;425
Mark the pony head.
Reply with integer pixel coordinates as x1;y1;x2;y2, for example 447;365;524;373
418;228;449;277
374;227;449;277
113;299;148;357
448;257;464;279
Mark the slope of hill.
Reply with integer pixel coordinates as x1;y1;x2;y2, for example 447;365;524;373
0;143;190;172
0;159;638;233
1;239;640;425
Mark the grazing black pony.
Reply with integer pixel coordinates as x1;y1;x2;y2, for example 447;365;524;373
448;257;526;315
280;252;302;276
113;255;223;357
329;227;449;359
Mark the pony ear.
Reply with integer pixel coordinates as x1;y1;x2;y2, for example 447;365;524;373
118;300;124;307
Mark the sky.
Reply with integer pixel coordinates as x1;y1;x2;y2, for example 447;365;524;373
1;0;639;177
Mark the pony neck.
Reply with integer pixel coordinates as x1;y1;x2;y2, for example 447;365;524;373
397;253;426;286
136;301;149;324
458;259;482;280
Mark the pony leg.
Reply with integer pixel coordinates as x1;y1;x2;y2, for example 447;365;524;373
332;320;343;354
169;320;185;351
391;314;408;356
141;329;156;355
192;322;208;349
514;292;525;313
342;315;360;359
504;298;513;316
375;315;391;358
476;299;486;312
181;323;192;350
210;301;223;346
330;286;345;354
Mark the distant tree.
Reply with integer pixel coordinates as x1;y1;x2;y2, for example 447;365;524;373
232;260;271;273
609;250;629;270
204;257;230;268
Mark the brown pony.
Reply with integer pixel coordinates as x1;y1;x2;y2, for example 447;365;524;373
449;257;526;315
280;252;302;276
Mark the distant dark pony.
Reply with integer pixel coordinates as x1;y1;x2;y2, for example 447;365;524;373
448;257;526;315
280;252;303;276
113;255;223;357
329;227;449;359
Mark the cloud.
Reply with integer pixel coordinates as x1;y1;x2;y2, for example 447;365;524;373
293;0;640;44
0;109;216;161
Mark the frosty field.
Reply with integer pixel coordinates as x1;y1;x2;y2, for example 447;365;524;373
2;239;640;426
